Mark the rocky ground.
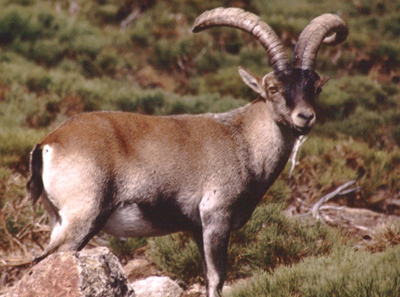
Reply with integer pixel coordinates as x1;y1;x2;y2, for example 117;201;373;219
2;201;400;297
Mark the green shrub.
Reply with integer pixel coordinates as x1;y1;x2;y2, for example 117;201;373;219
79;55;104;78
168;100;190;115
25;69;52;93
228;202;339;277
30;39;66;66
149;233;203;283
130;14;155;48
239;46;269;71
25;94;61;128
115;96;138;112
316;108;386;146
0;7;38;45
264;178;292;203
383;16;400;36
149;202;339;283
136;92;165;115
203;66;255;99
294;137;400;208
95;4;119;23
0;5;117;70
194;50;222;74
150;37;193;72
0;127;46;170
391;125;400;147
224;245;400;297
315;80;356;122
96;50;120;76
108;237;147;262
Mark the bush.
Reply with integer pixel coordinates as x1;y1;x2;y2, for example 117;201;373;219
25;94;61;128
0;7;39;45
150;37;193;72
108;237;147;262
95;4;119;23
0;126;47;170
203;66;255;99
0;5;117;72
194;50;222;74
224;245;400;297
25;69;52;93
149;233;203;284
136;92;165;115
228;202;339;277
316;108;386;146
292;137;400;209
149;202;340;283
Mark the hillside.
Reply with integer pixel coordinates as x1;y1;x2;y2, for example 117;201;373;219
1;0;400;295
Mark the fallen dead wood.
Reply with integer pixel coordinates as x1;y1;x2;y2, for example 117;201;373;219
121;8;141;32
311;180;361;219
289;135;308;178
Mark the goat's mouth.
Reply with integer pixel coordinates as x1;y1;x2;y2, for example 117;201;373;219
293;124;313;135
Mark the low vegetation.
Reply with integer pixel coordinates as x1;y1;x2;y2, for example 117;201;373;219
1;0;400;294
150;200;341;284
225;245;400;297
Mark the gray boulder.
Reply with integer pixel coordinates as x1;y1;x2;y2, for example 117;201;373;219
7;247;135;297
132;276;183;297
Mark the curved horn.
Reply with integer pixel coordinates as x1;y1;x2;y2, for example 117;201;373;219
293;14;348;70
193;7;290;73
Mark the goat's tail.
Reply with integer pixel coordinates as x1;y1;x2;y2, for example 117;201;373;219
27;144;44;205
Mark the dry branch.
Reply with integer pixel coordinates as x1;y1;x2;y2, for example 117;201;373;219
289;135;308;178
311;180;361;219
121;8;141;33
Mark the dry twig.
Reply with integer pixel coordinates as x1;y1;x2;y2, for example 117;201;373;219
311;180;361;219
289;135;308;178
121;8;141;33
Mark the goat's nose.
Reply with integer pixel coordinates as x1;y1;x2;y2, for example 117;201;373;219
297;112;315;123
292;108;316;129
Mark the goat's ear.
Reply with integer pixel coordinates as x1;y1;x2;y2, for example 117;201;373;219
238;66;266;97
319;76;330;88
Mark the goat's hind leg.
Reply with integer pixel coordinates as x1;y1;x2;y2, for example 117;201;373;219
34;145;115;263
34;192;107;263
36;167;112;262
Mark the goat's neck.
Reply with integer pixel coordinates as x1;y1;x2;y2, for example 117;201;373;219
230;100;297;181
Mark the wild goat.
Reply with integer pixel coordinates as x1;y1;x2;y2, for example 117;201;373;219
27;7;348;297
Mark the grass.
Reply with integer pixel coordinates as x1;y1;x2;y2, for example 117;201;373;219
149;233;203;283
149;201;342;284
291;137;400;209
107;237;147;263
224;245;400;297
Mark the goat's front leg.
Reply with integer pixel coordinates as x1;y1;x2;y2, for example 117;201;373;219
199;195;231;297
202;224;230;297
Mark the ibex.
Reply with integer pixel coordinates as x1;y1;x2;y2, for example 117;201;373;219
27;8;348;297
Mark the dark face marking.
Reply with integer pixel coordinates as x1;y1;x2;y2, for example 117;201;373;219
276;69;322;109
265;68;326;135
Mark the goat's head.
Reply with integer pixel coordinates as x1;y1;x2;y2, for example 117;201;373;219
193;8;348;135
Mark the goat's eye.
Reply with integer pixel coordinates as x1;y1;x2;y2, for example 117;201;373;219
269;86;278;94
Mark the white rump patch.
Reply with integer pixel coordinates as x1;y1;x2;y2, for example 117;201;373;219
42;144;53;192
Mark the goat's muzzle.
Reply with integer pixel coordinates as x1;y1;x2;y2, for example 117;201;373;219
291;106;316;135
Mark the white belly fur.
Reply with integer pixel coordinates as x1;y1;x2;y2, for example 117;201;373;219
102;203;171;237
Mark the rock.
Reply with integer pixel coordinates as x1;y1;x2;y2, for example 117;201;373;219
7;247;135;297
132;276;183;297
182;283;206;297
123;258;158;282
